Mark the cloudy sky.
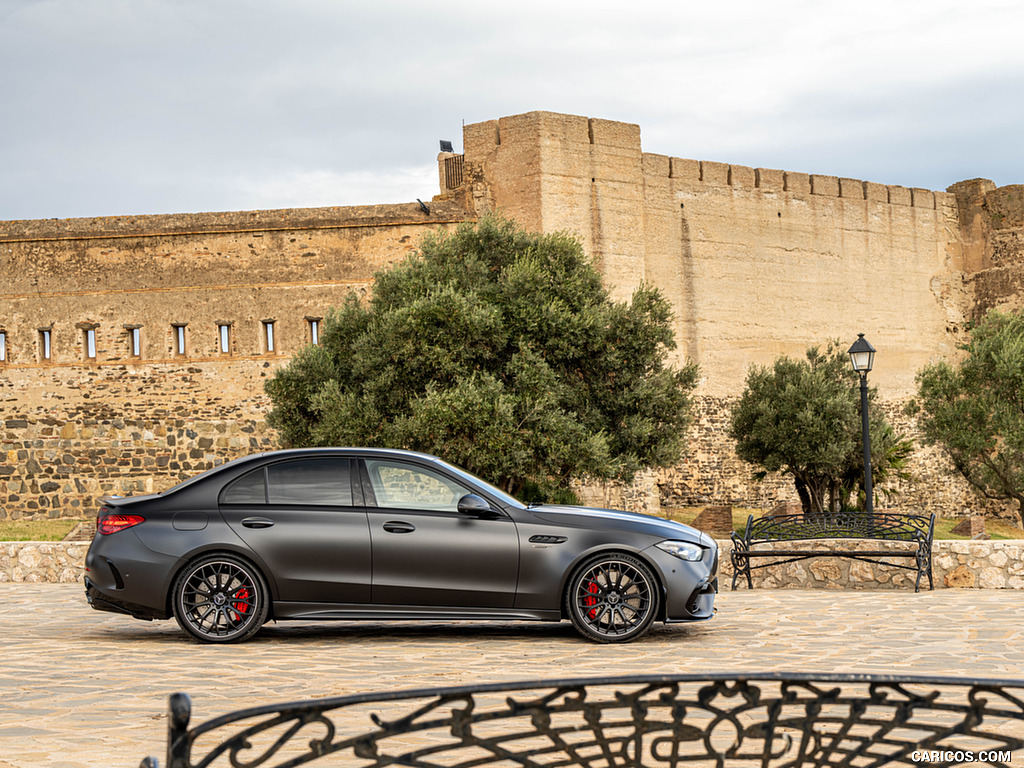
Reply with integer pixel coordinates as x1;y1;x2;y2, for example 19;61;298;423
2;0;1022;221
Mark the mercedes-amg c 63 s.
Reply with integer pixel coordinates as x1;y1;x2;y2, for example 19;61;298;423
85;448;718;643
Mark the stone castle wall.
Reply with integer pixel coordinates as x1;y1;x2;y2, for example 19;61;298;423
3;111;1024;521
1;203;469;519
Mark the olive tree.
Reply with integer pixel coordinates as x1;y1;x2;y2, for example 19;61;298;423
729;343;913;515
265;215;699;500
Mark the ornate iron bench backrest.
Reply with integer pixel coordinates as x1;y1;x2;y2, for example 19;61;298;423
142;672;1024;768
743;511;935;544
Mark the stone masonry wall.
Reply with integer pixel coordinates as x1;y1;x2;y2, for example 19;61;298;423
952;179;1024;319
654;395;1020;522
0;360;278;519
455;111;1024;522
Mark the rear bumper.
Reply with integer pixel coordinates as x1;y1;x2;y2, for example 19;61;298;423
84;577;165;620
84;531;177;620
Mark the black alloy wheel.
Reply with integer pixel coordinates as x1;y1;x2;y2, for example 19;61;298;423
566;553;658;643
173;554;268;643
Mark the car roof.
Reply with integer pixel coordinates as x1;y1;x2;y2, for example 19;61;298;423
162;447;453;496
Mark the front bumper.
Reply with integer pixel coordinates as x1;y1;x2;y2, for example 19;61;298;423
644;539;719;622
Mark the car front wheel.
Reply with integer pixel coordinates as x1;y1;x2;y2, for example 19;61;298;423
173;554;268;643
566;553;658;643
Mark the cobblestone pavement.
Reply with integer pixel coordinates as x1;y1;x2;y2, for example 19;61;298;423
2;584;1023;767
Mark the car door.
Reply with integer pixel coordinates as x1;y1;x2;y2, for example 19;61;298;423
219;457;371;603
361;457;519;608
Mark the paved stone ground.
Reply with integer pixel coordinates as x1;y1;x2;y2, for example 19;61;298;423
2;584;1023;767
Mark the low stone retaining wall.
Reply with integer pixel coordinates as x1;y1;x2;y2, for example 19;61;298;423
718;539;1024;590
0;542;88;583
2;540;1023;589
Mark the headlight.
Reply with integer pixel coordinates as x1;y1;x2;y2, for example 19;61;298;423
655;540;705;562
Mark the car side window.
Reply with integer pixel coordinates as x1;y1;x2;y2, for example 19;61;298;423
267;459;354;506
221;467;268;504
363;459;469;512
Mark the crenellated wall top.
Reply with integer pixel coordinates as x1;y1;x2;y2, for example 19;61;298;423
641;152;953;211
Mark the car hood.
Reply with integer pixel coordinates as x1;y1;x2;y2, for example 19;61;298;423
526;504;707;545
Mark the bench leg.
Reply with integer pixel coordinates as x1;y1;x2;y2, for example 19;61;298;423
915;549;934;592
733;557;749;593
730;552;751;590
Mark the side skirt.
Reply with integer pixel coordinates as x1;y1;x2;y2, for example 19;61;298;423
273;602;561;622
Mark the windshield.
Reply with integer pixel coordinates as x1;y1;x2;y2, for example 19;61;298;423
430;458;526;510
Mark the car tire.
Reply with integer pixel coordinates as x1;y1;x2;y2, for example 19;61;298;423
565;552;659;644
173;554;269;644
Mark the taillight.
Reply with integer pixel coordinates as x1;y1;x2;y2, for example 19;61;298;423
96;511;146;535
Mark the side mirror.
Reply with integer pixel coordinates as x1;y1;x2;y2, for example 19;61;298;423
457;494;493;515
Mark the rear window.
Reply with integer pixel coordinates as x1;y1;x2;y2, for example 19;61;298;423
221;467;268;504
221;459;354;506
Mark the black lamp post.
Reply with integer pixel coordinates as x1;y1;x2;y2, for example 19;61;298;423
848;334;876;516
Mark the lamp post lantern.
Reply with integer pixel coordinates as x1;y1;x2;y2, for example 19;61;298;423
848;334;876;516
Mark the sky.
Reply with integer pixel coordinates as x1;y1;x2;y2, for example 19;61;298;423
2;0;1023;222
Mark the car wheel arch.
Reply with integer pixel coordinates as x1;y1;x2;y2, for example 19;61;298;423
559;548;667;621
165;546;278;621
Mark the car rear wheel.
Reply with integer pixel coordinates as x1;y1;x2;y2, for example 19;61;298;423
566;553;658;643
173;554;268;643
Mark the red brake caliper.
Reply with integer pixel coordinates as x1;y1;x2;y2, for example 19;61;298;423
584;581;599;619
231;587;251;621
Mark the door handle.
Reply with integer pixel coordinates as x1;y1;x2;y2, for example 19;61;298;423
241;517;275;529
383;521;415;534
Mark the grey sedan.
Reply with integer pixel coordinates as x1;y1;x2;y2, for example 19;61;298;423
85;448;718;643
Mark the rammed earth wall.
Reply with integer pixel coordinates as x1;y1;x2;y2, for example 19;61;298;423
4;539;1022;589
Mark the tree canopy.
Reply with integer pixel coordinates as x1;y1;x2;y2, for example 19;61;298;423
729;342;912;515
265;215;698;499
908;309;1024;516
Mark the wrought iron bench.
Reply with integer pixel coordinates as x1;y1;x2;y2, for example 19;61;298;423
140;673;1024;767
731;511;935;592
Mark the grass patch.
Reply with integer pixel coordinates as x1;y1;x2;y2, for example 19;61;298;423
934;516;1024;540
0;519;82;542
662;507;1024;540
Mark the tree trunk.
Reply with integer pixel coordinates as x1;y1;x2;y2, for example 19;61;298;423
794;473;827;517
